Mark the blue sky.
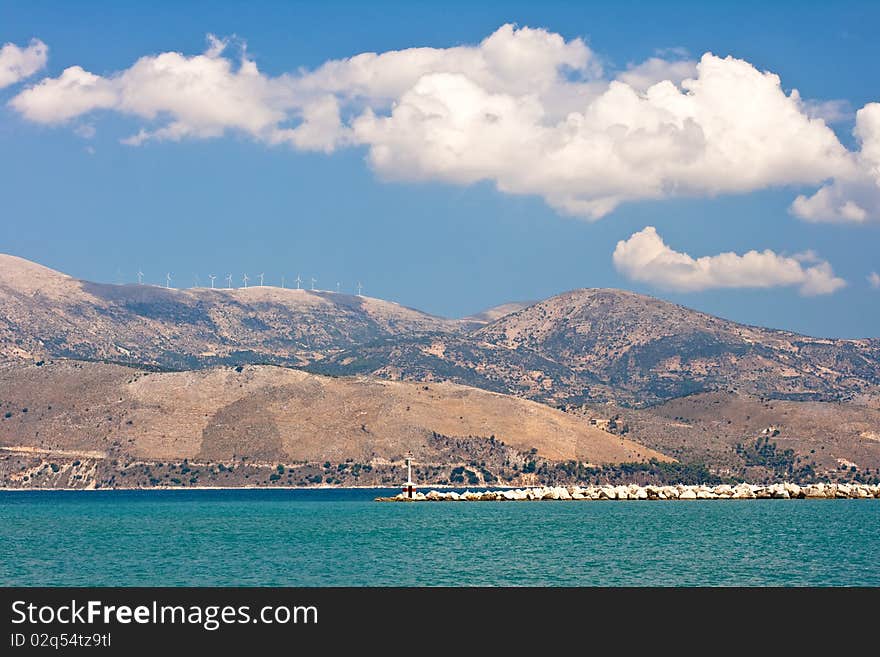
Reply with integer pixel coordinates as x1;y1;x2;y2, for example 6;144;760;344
1;0;879;337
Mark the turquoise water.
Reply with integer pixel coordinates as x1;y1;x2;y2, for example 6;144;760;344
1;489;878;586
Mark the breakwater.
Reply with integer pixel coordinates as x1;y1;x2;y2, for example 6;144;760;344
377;482;880;501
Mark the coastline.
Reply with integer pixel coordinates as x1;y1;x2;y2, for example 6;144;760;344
3;481;879;499
0;483;513;492
378;482;880;501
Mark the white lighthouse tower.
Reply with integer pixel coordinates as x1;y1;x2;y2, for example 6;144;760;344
402;451;417;499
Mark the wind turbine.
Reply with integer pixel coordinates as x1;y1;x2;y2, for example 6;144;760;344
209;274;216;289
295;274;302;290
192;273;200;288
258;272;265;287
310;276;317;291
166;272;173;289
336;281;341;293
137;270;144;285
225;273;232;289
281;275;285;289
357;281;363;296
243;273;250;289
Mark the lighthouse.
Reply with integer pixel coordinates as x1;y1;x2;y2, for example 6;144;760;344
402;451;417;498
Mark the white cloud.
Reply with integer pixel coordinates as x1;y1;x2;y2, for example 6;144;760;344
290;23;599;111
869;272;880;289
349;52;855;218
268;95;350;153
11;37;289;146
8;26;880;221
0;38;48;89
801;98;852;124
790;102;880;223
616;57;697;92
613;226;846;296
11;65;116;122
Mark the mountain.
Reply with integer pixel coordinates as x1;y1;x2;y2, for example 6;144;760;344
0;253;462;368
306;333;603;400
574;391;880;478
475;289;880;404
313;289;880;406
2;254;879;487
2;254;880;407
0;359;668;489
459;301;534;329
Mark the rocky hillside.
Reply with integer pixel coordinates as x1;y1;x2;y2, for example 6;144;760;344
2;254;880;405
0;359;668;489
568;391;880;481
0;253;460;368
459;301;533;329
475;289;880;404
314;289;880;406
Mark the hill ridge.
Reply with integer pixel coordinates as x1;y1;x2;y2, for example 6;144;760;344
1;253;879;405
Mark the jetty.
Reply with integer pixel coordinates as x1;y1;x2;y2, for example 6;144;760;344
376;482;880;502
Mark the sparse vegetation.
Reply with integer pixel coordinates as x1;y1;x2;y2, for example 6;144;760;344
1;269;879;489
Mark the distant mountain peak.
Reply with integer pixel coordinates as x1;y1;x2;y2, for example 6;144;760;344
1;253;878;406
461;301;534;326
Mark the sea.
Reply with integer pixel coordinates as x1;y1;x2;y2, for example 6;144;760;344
1;489;878;586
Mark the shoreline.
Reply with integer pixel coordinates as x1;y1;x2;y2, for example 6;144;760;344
2;481;879;499
378;482;880;501
0;483;516;492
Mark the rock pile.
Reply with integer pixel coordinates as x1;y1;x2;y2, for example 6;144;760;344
377;482;880;502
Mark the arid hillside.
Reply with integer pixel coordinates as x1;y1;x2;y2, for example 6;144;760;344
3;254;879;405
312;288;880;406
568;391;880;481
475;289;880;404
0;253;461;368
0;359;668;489
459;301;534;329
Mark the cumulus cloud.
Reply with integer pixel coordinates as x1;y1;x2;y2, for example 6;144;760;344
869;272;880;289
613;226;846;296
0;38;48;89
789;102;880;223
8;26;880;221
616;57;697;92
11;65;117;122
801;98;852;124
11;36;291;147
